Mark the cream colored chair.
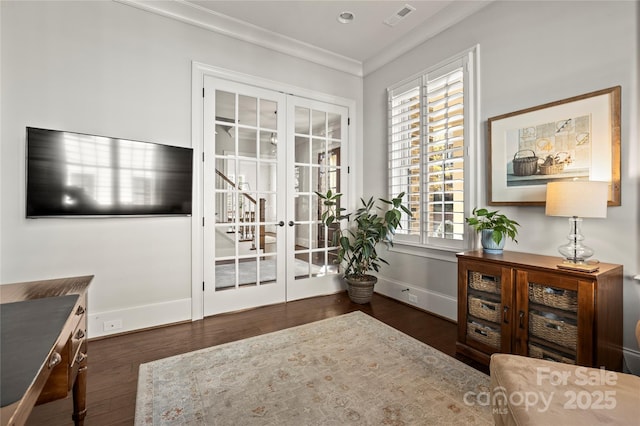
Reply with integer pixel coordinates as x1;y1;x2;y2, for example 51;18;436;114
490;322;640;425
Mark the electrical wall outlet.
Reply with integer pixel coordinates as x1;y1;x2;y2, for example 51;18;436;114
408;294;418;304
103;319;123;331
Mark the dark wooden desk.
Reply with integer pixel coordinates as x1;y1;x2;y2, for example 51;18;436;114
1;276;92;426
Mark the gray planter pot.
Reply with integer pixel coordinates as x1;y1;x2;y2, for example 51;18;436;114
481;229;506;254
345;275;378;304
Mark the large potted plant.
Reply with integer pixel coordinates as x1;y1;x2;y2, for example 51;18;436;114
465;207;520;254
316;190;412;304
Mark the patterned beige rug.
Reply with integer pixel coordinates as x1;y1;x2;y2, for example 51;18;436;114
135;311;492;425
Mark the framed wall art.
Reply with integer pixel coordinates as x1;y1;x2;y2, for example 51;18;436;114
488;86;621;206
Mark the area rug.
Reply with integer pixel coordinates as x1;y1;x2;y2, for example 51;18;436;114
135;311;492;425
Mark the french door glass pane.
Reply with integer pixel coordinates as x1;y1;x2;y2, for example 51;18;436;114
215;125;235;156
295;107;310;133
296;166;310;193
215;91;235;122
328;112;341;139
238;129;257;158
260;99;277;130
258;255;277;285
257;163;275;192
238;95;257;126
310;167;319;194
215;260;236;290
215;158;235;190
295;136;310;163
295;195;310;222
312;110;326;136
259;131;277;159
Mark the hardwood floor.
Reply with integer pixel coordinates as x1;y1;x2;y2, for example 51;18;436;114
26;292;486;425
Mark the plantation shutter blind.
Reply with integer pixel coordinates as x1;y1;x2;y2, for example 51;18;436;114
388;51;472;250
388;79;421;241
424;58;466;244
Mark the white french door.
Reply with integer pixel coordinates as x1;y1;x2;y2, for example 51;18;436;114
285;98;349;300
202;76;348;316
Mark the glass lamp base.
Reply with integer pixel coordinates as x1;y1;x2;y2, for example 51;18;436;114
558;216;595;263
558;243;594;263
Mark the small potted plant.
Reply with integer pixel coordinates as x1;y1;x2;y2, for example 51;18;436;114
465;207;520;254
316;190;412;304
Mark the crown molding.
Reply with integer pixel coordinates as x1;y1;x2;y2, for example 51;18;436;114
363;0;493;76
114;0;364;77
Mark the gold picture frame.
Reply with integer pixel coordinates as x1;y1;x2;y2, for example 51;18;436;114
488;86;621;206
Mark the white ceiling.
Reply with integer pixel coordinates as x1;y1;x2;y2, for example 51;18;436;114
189;1;453;63
119;0;492;75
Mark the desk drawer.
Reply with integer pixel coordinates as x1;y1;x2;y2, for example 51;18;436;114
69;299;86;339
36;337;72;403
69;319;87;390
36;294;87;404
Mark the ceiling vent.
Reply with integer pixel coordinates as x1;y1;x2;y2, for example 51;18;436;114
384;4;416;27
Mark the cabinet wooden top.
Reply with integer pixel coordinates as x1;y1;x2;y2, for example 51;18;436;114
456;250;622;277
0;276;93;304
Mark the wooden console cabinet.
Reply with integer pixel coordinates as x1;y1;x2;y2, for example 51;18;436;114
456;250;623;371
0;276;92;426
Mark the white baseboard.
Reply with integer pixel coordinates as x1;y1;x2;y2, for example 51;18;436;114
375;276;457;322
623;347;640;375
88;298;192;339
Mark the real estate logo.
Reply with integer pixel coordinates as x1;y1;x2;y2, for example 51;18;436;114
463;366;618;413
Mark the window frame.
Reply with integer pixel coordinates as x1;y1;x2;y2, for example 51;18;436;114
387;46;479;253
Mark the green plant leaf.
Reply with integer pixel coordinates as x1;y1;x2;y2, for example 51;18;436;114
466;206;520;243
317;191;412;277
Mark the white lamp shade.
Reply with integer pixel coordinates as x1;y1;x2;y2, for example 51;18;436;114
545;181;608;218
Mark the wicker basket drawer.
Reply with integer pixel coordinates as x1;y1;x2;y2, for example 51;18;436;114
468;271;501;294
468;296;501;323
529;343;576;365
529;283;578;312
529;311;577;351
467;321;501;349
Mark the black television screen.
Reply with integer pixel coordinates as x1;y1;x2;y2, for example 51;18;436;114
26;127;193;217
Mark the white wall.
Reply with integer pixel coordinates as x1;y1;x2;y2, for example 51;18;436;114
364;1;640;370
0;1;362;336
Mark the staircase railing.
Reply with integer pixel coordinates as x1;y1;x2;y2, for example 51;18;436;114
215;169;266;251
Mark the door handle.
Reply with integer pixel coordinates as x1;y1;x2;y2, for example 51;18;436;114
278;221;285;227
503;306;509;324
519;311;525;329
288;221;294;227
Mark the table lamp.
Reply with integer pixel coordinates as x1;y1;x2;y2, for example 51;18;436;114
545;180;608;270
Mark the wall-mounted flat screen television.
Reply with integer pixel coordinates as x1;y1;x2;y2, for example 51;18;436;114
26;127;193;217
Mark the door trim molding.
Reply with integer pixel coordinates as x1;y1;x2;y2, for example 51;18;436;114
191;61;357;320
193;62;357;107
